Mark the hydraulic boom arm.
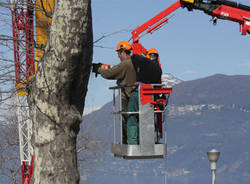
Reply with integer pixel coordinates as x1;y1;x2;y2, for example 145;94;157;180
131;0;250;55
182;0;250;35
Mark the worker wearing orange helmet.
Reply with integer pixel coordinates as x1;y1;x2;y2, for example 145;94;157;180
146;48;158;59
146;48;164;141
92;41;136;96
92;40;136;144
146;48;161;68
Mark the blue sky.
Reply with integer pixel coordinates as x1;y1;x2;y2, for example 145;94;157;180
85;0;250;110
1;0;249;110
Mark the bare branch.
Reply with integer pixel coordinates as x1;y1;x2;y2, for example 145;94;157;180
94;29;130;44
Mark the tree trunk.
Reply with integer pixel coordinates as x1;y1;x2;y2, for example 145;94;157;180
28;0;93;183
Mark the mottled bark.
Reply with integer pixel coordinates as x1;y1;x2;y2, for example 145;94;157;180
28;0;93;183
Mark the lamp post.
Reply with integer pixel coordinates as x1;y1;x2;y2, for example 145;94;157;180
207;149;220;184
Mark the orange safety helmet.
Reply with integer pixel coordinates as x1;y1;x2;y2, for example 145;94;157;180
116;41;132;51
146;48;159;58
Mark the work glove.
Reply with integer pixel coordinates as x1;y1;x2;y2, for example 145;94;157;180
101;64;111;70
92;63;102;77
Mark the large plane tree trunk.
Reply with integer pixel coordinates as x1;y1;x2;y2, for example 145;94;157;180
28;0;93;183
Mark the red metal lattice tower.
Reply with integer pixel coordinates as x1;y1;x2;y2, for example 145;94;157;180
11;0;35;89
11;0;35;183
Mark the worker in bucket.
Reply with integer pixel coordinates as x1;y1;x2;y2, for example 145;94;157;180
92;41;136;144
146;48;161;67
146;48;164;141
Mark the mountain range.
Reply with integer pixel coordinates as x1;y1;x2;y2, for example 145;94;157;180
80;73;250;184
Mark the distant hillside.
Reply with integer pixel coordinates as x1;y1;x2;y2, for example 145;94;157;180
170;74;250;107
80;74;250;184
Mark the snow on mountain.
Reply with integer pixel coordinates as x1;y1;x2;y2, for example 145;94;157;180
161;73;182;87
83;106;101;116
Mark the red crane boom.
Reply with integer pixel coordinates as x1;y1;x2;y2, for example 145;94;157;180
131;0;250;55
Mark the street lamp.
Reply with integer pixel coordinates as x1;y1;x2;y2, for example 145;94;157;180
207;149;220;184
